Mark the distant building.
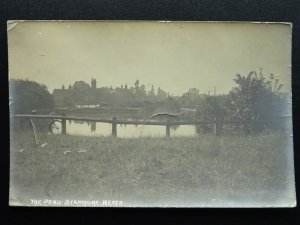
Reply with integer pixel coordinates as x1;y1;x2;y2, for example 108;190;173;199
52;87;73;107
52;78;107;107
52;78;168;108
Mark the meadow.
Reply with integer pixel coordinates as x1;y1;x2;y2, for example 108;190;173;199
9;131;295;207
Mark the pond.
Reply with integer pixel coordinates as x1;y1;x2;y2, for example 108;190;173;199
66;120;197;138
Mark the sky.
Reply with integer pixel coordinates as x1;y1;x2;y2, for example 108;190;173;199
7;21;292;95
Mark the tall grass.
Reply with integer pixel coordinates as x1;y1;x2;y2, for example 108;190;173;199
9;132;295;207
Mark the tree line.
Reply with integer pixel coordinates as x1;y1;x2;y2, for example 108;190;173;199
9;70;289;135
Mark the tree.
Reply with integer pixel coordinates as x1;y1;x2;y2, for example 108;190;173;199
148;85;155;96
137;84;147;99
72;81;90;106
157;87;167;101
179;88;201;107
134;80;139;92
229;70;284;134
9;79;54;113
196;95;230;134
147;85;156;102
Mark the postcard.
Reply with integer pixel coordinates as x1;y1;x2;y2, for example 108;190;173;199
8;21;296;207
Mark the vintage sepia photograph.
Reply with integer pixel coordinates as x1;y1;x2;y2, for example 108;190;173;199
8;21;295;207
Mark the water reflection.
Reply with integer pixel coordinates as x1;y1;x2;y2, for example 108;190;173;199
67;120;197;138
91;122;96;133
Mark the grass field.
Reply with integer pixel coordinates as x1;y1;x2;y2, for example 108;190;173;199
9;132;295;207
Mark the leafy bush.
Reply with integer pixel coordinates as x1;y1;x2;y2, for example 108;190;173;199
196;95;230;134
228;71;285;135
9;79;54;114
195;71;286;135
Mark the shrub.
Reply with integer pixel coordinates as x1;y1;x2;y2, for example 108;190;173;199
9;79;54;114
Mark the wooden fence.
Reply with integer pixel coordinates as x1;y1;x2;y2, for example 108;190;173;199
11;114;283;137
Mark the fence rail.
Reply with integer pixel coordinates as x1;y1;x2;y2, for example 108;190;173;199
11;114;286;137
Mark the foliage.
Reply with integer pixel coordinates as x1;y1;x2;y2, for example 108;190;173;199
71;81;91;106
179;88;201;107
228;71;284;135
53;80;171;108
9;79;54;114
50;71;287;136
194;70;286;135
196;95;230;134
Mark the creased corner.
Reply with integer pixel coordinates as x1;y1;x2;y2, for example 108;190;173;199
7;20;25;32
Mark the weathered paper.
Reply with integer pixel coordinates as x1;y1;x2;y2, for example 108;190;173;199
8;21;295;207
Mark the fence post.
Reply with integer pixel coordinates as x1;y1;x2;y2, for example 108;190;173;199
62;114;67;135
166;119;170;138
112;117;117;137
213;122;218;136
